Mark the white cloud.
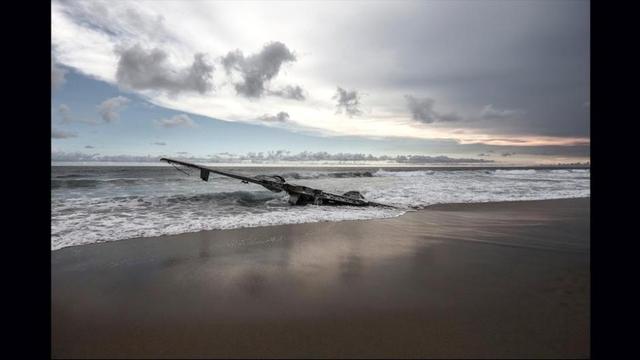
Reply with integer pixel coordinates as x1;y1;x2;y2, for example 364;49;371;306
52;128;77;139
155;114;197;128
51;149;493;164
58;104;72;123
97;96;130;122
57;104;98;124
51;151;158;162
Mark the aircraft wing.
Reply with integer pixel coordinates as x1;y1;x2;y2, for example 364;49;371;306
160;157;284;192
161;157;396;208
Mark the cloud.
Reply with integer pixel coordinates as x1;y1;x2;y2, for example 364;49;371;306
155;114;197;128
395;155;491;164
268;85;306;100
57;104;98;124
254;152;493;164
209;151;492;164
480;104;525;120
52;128;77;139
97;96;130;122
51;149;494;164
115;44;214;95
152;141;167;146
222;41;297;98
52;151;159;162
51;1;590;147
58;104;72;123
51;59;67;91
57;1;174;43
333;87;362;117
259;111;290;122
405;95;461;123
118;7;172;42
85;145;95;149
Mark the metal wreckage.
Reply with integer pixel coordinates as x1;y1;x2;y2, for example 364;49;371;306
161;158;395;208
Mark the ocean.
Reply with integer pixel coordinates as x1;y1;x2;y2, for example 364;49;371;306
51;165;590;250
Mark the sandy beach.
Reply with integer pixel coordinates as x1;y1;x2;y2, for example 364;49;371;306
52;198;590;358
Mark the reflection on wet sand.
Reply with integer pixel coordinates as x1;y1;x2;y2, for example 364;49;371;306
52;198;589;358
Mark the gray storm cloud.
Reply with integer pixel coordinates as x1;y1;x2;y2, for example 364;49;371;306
51;0;590;159
116;45;214;95
368;1;589;137
97;96;130;122
268;85;306;101
155;114;196;128
222;42;298;98
259;112;290;122
405;95;461;123
480;104;524;120
333;87;362;117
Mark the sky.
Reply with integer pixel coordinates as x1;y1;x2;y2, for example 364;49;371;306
51;0;590;165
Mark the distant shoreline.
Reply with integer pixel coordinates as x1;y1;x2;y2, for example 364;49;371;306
51;162;590;170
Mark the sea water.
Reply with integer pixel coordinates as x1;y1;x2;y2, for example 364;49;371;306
51;165;590;250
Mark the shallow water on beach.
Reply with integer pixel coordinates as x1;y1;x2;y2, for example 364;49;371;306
51;166;590;250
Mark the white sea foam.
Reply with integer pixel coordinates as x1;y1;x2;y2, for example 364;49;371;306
51;166;590;250
373;169;434;177
494;169;537;175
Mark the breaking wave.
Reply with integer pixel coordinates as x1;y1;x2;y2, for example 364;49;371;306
51;166;590;250
162;191;286;206
373;169;435;177
51;177;191;189
281;171;375;179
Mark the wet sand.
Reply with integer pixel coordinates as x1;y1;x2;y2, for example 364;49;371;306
52;198;590;358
